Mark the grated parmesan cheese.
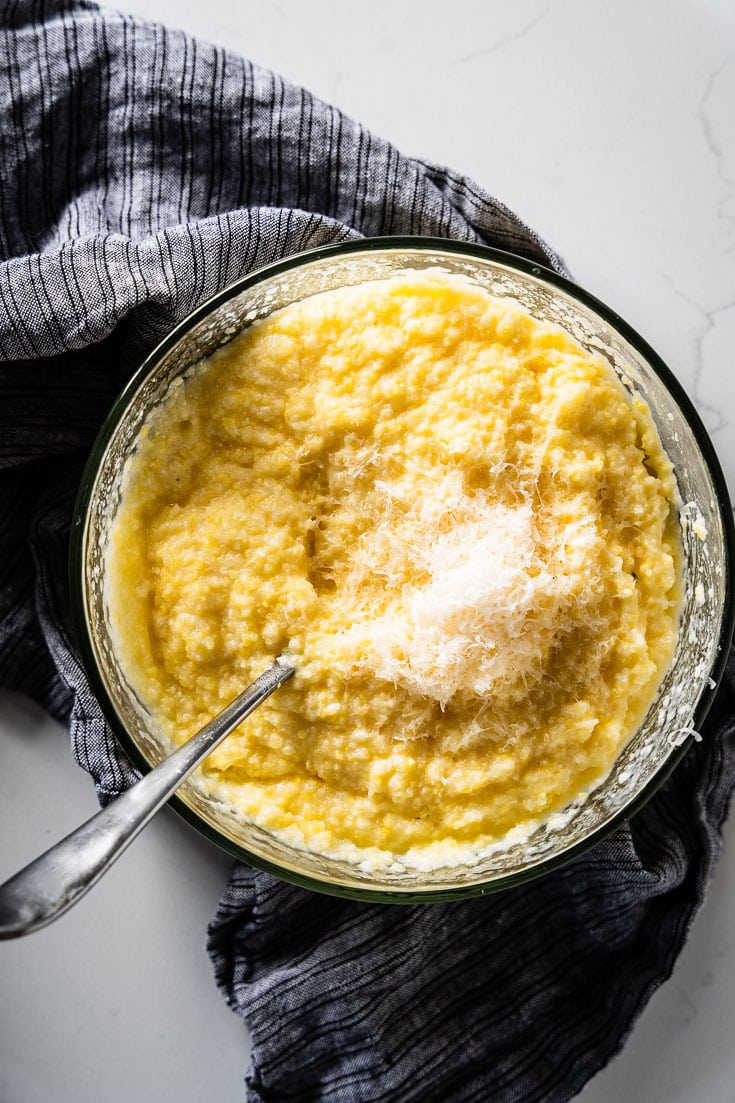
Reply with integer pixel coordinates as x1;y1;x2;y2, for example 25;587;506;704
336;472;602;708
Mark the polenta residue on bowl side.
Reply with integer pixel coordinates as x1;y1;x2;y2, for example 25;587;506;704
106;270;681;871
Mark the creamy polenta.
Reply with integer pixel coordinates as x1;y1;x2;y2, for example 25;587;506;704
107;271;680;868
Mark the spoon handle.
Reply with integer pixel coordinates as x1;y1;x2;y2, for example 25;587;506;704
0;660;294;939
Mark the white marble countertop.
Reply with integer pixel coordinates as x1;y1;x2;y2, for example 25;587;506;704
2;2;734;1100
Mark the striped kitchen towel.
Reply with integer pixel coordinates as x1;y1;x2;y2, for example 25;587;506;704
1;3;734;1100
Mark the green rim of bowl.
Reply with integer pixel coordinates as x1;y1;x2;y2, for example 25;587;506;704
69;236;735;904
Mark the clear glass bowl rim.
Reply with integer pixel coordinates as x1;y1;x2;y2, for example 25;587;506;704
68;235;735;903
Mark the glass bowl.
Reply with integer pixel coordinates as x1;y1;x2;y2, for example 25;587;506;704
69;237;735;902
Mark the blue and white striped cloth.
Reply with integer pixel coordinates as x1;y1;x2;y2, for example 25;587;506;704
1;3;734;1099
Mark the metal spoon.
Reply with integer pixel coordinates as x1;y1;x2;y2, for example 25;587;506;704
0;660;294;939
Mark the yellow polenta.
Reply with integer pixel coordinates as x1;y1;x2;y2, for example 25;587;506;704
107;271;680;868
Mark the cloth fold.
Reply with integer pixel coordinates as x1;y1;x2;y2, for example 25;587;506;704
1;4;733;1101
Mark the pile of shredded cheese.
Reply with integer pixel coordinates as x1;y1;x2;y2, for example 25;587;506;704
337;471;603;710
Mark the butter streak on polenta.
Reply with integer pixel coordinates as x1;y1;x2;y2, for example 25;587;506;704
107;271;680;869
